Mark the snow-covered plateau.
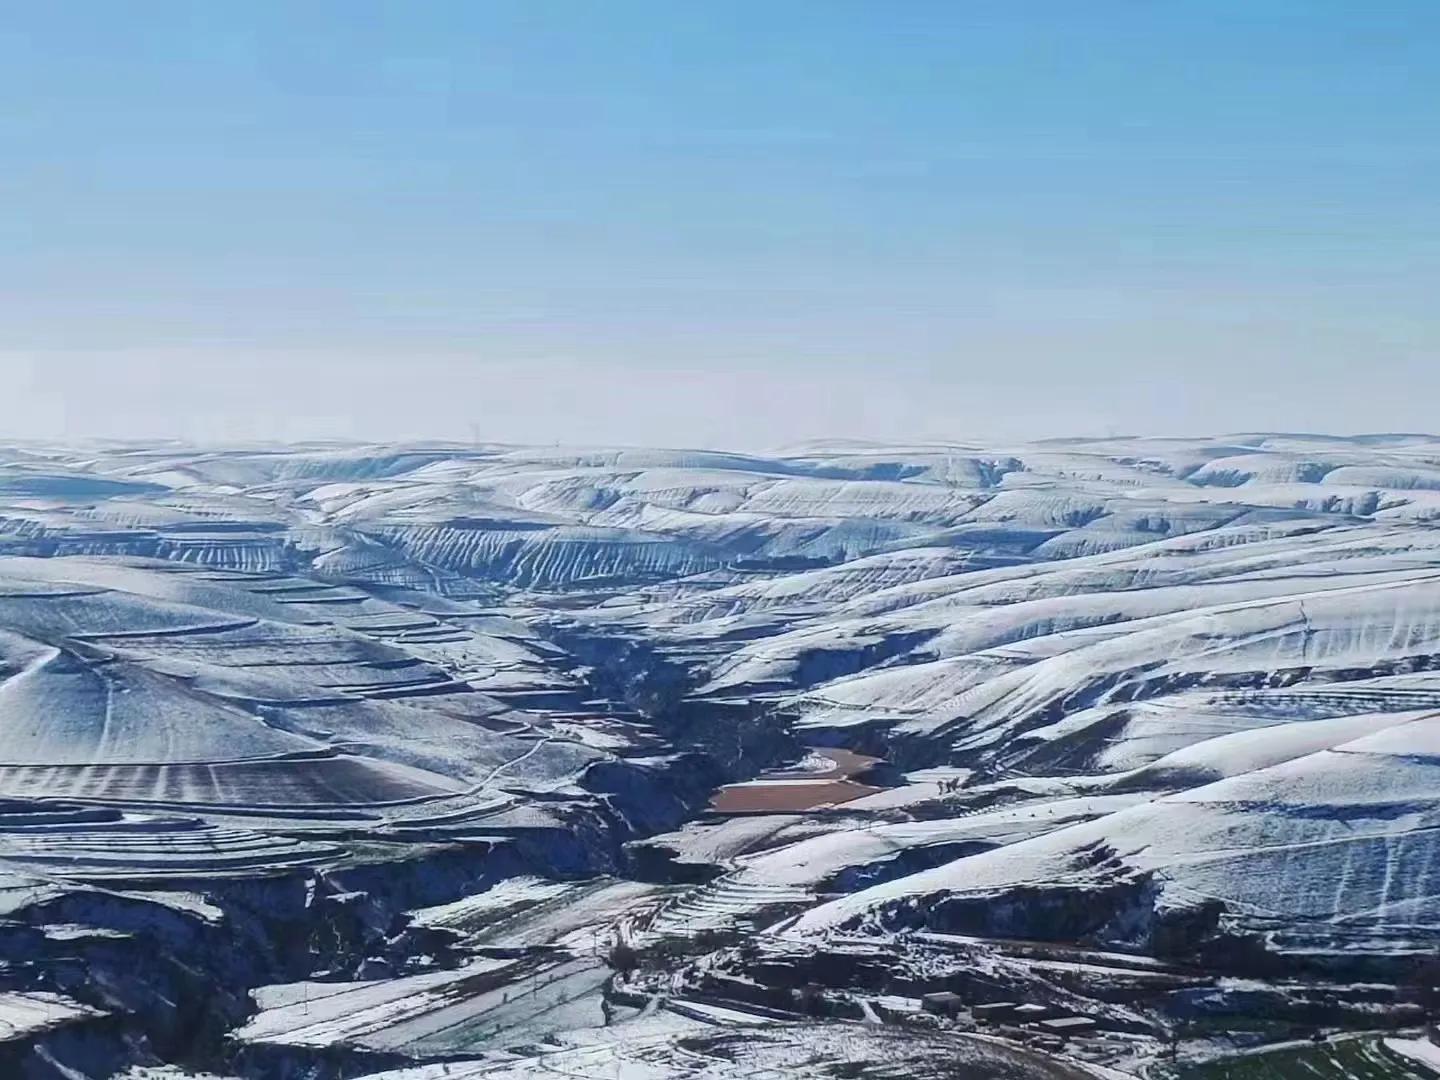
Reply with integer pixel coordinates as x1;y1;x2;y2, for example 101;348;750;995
4;434;1440;1078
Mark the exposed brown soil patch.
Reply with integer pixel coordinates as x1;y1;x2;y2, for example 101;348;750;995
709;746;885;813
709;779;882;814
766;747;879;781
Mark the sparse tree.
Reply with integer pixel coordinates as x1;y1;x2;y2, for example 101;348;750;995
606;939;639;977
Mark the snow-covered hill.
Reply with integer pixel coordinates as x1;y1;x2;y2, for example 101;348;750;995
6;433;1440;1077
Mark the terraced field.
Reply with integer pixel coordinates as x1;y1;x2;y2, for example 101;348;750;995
4;435;1440;1079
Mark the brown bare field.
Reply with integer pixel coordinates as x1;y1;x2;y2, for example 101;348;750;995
769;747;879;781
709;778;881;814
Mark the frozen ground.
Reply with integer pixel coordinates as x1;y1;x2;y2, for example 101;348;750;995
4;435;1440;1077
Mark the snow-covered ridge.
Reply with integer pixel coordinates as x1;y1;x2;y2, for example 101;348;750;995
7;433;1440;592
5;434;1440;1077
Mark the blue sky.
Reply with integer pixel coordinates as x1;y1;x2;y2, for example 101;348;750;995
3;2;1436;446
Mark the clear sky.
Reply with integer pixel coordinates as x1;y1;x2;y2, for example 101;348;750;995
3;2;1436;448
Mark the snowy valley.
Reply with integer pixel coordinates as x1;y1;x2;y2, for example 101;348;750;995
3;434;1440;1078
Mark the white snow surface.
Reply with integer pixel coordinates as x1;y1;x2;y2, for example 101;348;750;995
9;434;1440;990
